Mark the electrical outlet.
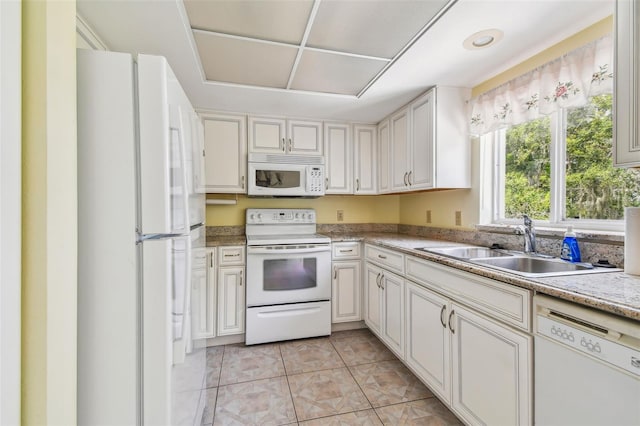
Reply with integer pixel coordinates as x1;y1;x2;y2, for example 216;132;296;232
337;210;344;222
426;210;432;224
455;211;462;226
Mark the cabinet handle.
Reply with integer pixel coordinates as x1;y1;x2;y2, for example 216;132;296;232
339;249;353;253
241;175;245;189
288;138;292;152
378;254;387;259
403;172;408;186
224;253;240;257
448;310;455;334
281;137;285;152
440;305;447;328
202;149;206;157
334;267;337;279
239;270;243;286
408;171;412;186
376;273;381;288
380;273;385;289
325;177;329;190
356;178;360;191
210;253;214;268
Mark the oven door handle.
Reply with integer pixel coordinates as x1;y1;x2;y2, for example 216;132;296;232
247;245;331;255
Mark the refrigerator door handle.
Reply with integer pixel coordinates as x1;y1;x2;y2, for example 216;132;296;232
170;114;190;236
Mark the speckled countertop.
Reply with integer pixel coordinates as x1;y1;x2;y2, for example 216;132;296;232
325;232;640;322
206;231;640;321
206;235;246;247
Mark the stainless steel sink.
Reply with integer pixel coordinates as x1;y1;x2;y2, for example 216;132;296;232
471;256;618;277
416;245;621;277
417;246;513;259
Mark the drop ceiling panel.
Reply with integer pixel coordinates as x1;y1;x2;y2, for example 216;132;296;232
290;50;387;95
184;0;313;45
194;32;297;89
306;0;450;58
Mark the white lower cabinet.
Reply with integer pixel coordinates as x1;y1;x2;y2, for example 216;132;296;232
332;261;361;323
405;282;450;403
450;303;532;426
217;266;245;336
364;262;405;359
364;263;383;334
403;259;532;426
192;247;215;339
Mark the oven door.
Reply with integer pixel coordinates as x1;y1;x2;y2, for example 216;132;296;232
246;243;331;306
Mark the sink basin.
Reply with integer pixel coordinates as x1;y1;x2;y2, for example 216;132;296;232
471;256;609;277
418;246;512;259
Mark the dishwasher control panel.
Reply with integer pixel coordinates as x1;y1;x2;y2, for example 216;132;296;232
535;294;640;378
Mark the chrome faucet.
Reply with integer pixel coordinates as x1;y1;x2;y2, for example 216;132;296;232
515;214;536;254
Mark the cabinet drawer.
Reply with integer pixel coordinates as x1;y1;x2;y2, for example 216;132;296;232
332;242;361;260
365;244;404;274
218;246;245;266
405;256;531;331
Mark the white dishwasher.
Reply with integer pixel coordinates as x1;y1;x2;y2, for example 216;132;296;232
534;294;640;426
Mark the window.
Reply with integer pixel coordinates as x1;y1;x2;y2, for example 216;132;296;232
493;94;640;229
472;34;640;231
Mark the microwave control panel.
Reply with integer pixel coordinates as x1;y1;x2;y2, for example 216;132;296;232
306;166;324;195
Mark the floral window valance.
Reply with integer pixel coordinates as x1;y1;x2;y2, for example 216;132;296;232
470;34;613;136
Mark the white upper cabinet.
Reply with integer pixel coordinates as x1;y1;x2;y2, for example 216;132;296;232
354;124;377;194
377;119;391;193
324;122;352;194
390;107;411;191
200;112;247;193
248;116;323;156
614;0;640;167
382;87;471;193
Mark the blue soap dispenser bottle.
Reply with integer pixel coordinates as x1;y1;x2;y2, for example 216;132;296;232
560;226;581;262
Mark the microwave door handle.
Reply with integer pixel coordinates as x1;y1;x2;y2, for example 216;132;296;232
247;245;330;255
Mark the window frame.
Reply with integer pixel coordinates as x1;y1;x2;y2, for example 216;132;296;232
485;105;626;233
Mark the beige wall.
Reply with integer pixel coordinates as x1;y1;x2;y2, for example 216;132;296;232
22;0;77;423
207;194;400;226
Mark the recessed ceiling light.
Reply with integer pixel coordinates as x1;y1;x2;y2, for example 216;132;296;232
463;29;503;50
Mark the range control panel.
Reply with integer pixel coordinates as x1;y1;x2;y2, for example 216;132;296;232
246;208;316;225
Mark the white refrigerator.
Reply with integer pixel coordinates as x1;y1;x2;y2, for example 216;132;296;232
77;49;206;425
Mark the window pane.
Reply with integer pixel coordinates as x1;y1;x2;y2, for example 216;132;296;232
566;94;640;220
504;117;551;220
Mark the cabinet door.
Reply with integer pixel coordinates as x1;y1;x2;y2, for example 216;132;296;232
450;303;532;426
390;108;410;191
409;91;435;189
248;116;287;154
288;119;323;155
324;122;352;194
217;266;245;336
614;0;640;167
377;119;391;193
405;282;450;403
353;124;377;194
363;263;383;335
201;113;247;193
332;260;361;323
192;249;215;339
380;271;405;359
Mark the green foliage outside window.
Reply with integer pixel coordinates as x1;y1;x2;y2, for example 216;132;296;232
505;117;551;220
504;94;640;221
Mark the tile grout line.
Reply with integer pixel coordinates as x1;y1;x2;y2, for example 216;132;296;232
209;344;225;426
280;343;300;425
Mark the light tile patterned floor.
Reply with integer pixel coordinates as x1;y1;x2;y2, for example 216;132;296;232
202;328;463;425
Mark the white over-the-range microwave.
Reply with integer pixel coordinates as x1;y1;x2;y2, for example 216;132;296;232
247;153;325;197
